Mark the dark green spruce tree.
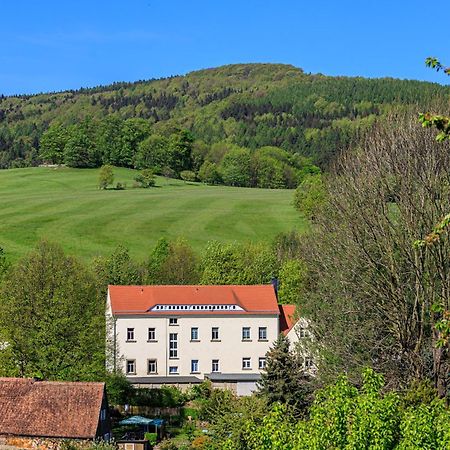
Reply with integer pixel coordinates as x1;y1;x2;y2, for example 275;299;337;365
258;333;311;416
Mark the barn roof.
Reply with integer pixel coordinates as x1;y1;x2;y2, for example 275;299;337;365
0;378;105;439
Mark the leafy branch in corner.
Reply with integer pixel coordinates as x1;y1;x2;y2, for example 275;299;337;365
418;58;450;142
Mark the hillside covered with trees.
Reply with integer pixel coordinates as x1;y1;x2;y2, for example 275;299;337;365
1;63;449;188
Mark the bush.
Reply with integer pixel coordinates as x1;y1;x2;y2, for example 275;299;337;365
105;372;134;405
115;182;126;190
98;165;114;189
144;432;157;445
134;169;156;188
180;170;197;182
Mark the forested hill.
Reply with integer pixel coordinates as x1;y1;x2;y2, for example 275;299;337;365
1;63;449;177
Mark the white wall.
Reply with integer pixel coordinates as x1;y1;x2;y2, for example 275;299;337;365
112;314;279;378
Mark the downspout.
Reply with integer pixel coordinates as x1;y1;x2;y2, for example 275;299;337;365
113;317;117;373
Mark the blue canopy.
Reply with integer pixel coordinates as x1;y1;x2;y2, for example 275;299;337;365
119;416;164;427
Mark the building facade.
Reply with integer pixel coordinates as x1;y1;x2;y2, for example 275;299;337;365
107;284;302;393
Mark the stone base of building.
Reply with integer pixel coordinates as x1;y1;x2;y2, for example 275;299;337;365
0;435;94;450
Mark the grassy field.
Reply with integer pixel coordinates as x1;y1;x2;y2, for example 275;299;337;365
0;167;306;261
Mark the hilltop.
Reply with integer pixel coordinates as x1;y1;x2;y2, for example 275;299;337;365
1;63;449;170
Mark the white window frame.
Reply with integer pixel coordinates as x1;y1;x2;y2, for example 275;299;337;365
258;357;266;369
126;359;136;374
148;359;157;374
169;318;178;326
212;359;219;373
258;327;267;340
148;327;156;341
242;327;251;341
169;333;178;358
191;327;199;341
211;327;219;341
191;359;199;373
242;357;251;370
169;366;178;374
126;328;135;342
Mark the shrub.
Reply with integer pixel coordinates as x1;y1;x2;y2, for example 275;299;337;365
115;182;126;190
98;165;114;189
134;169;156;188
144;432;157;445
180;170;197;182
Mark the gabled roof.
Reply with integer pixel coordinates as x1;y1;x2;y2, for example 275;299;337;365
108;284;279;316
0;378;105;439
279;304;297;335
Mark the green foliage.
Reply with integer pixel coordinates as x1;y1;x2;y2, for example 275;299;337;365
0;240;105;380
98;164;114;189
419;58;450;142
39;123;68;164
293;173;326;220
198;161;222;185
134;168;156;188
200;241;278;285
257;334;311;415
132;385;187;407
277;259;307;304
94;245;144;287
1;63;449;173
134;134;169;171
145;432;158;445
236;369;450;450
180;170;197;182
156;238;200;284
220;147;252;187
105;372;134;405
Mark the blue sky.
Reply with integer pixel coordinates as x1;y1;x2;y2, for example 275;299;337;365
1;0;449;95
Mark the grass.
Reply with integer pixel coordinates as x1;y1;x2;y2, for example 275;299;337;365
0;167;307;261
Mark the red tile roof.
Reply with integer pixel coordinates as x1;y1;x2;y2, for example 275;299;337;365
0;378;105;439
279;304;297;335
109;284;279;315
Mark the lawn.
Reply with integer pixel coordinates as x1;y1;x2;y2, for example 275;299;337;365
0;167;306;261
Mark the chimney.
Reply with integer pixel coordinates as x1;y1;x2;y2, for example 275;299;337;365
271;277;279;300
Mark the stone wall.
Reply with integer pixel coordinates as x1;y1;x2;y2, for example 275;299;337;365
0;435;93;450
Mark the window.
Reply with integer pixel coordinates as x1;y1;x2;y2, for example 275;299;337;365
126;328;135;341
169;366;178;374
191;327;199;341
191;359;199;373
242;327;251;340
299;326;308;338
126;359;135;374
148;359;157;374
304;357;314;369
148;327;156;341
169;333;178;358
258;357;266;369
212;359;219;373
211;327;219;340
169;318;178;326
258;327;267;340
242;357;251;370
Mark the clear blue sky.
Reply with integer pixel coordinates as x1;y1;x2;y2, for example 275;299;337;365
1;0;449;95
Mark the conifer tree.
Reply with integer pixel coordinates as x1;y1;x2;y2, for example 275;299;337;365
258;333;311;415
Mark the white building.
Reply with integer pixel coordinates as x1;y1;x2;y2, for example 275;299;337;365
106;284;302;395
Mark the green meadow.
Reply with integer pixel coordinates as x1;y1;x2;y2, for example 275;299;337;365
0;167;306;261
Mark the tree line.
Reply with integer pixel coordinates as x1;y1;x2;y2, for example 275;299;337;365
39;116;320;188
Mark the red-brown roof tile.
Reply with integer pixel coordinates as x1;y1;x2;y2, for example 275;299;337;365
0;378;105;439
108;284;279;315
279;304;297;335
